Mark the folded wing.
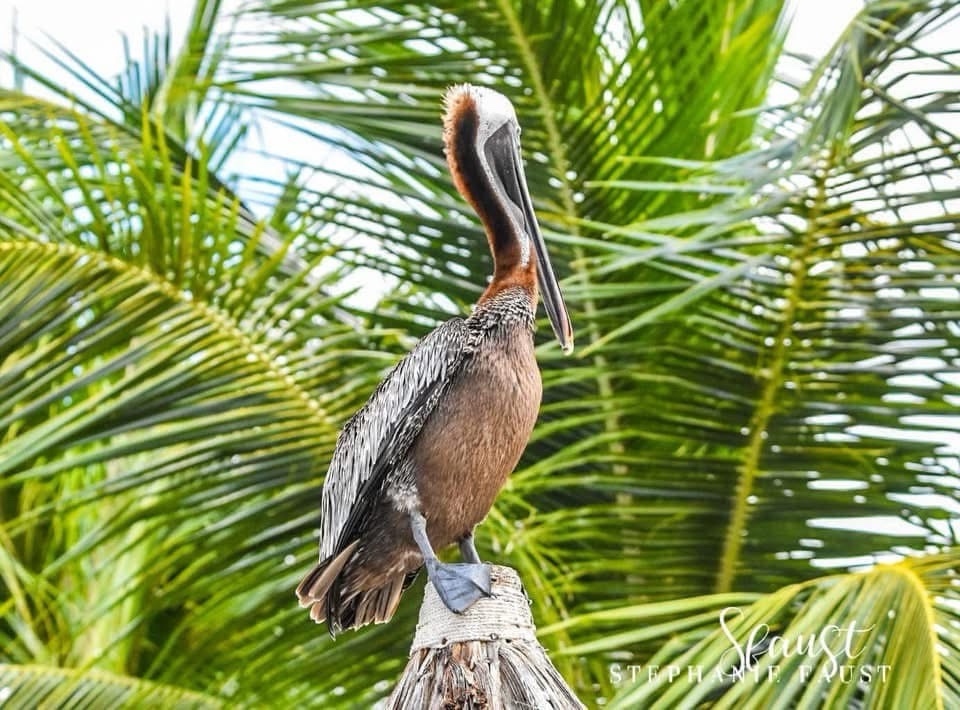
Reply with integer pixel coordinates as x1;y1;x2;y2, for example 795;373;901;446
318;318;473;560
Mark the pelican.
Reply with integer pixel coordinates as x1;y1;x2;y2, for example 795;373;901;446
296;84;574;634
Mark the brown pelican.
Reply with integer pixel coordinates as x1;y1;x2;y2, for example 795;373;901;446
297;84;574;635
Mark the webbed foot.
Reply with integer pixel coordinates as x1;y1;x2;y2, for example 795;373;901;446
425;559;492;613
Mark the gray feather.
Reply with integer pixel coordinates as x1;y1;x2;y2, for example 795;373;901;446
319;318;474;559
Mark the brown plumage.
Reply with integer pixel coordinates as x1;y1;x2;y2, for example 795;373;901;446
297;84;572;635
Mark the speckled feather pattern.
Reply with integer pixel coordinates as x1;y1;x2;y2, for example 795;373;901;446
318;318;473;560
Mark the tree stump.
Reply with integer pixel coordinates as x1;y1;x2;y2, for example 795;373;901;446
387;565;584;709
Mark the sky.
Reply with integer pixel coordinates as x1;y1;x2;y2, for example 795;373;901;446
0;0;193;79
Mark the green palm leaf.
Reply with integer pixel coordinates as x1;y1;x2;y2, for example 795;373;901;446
548;552;960;708
0;664;222;708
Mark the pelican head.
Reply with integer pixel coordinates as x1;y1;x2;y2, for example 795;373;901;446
443;84;574;354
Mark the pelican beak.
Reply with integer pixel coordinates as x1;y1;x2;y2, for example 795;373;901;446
484;126;575;354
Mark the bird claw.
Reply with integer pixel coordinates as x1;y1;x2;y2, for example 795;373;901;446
426;560;492;613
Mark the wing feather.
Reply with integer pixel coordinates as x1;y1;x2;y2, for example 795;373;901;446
318;318;472;559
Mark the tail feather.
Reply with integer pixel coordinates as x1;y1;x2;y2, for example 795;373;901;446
295;542;416;636
296;540;358;606
308;598;327;623
379;576;405;621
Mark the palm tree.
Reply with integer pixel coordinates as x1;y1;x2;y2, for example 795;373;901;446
1;0;959;706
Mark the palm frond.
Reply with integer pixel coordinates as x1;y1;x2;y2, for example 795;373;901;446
0;664;222;708
0;80;411;703
549;552;960;708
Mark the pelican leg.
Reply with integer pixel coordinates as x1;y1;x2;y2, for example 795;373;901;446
410;511;491;613
458;531;482;564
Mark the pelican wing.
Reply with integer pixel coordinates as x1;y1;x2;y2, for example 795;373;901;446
318;318;473;559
